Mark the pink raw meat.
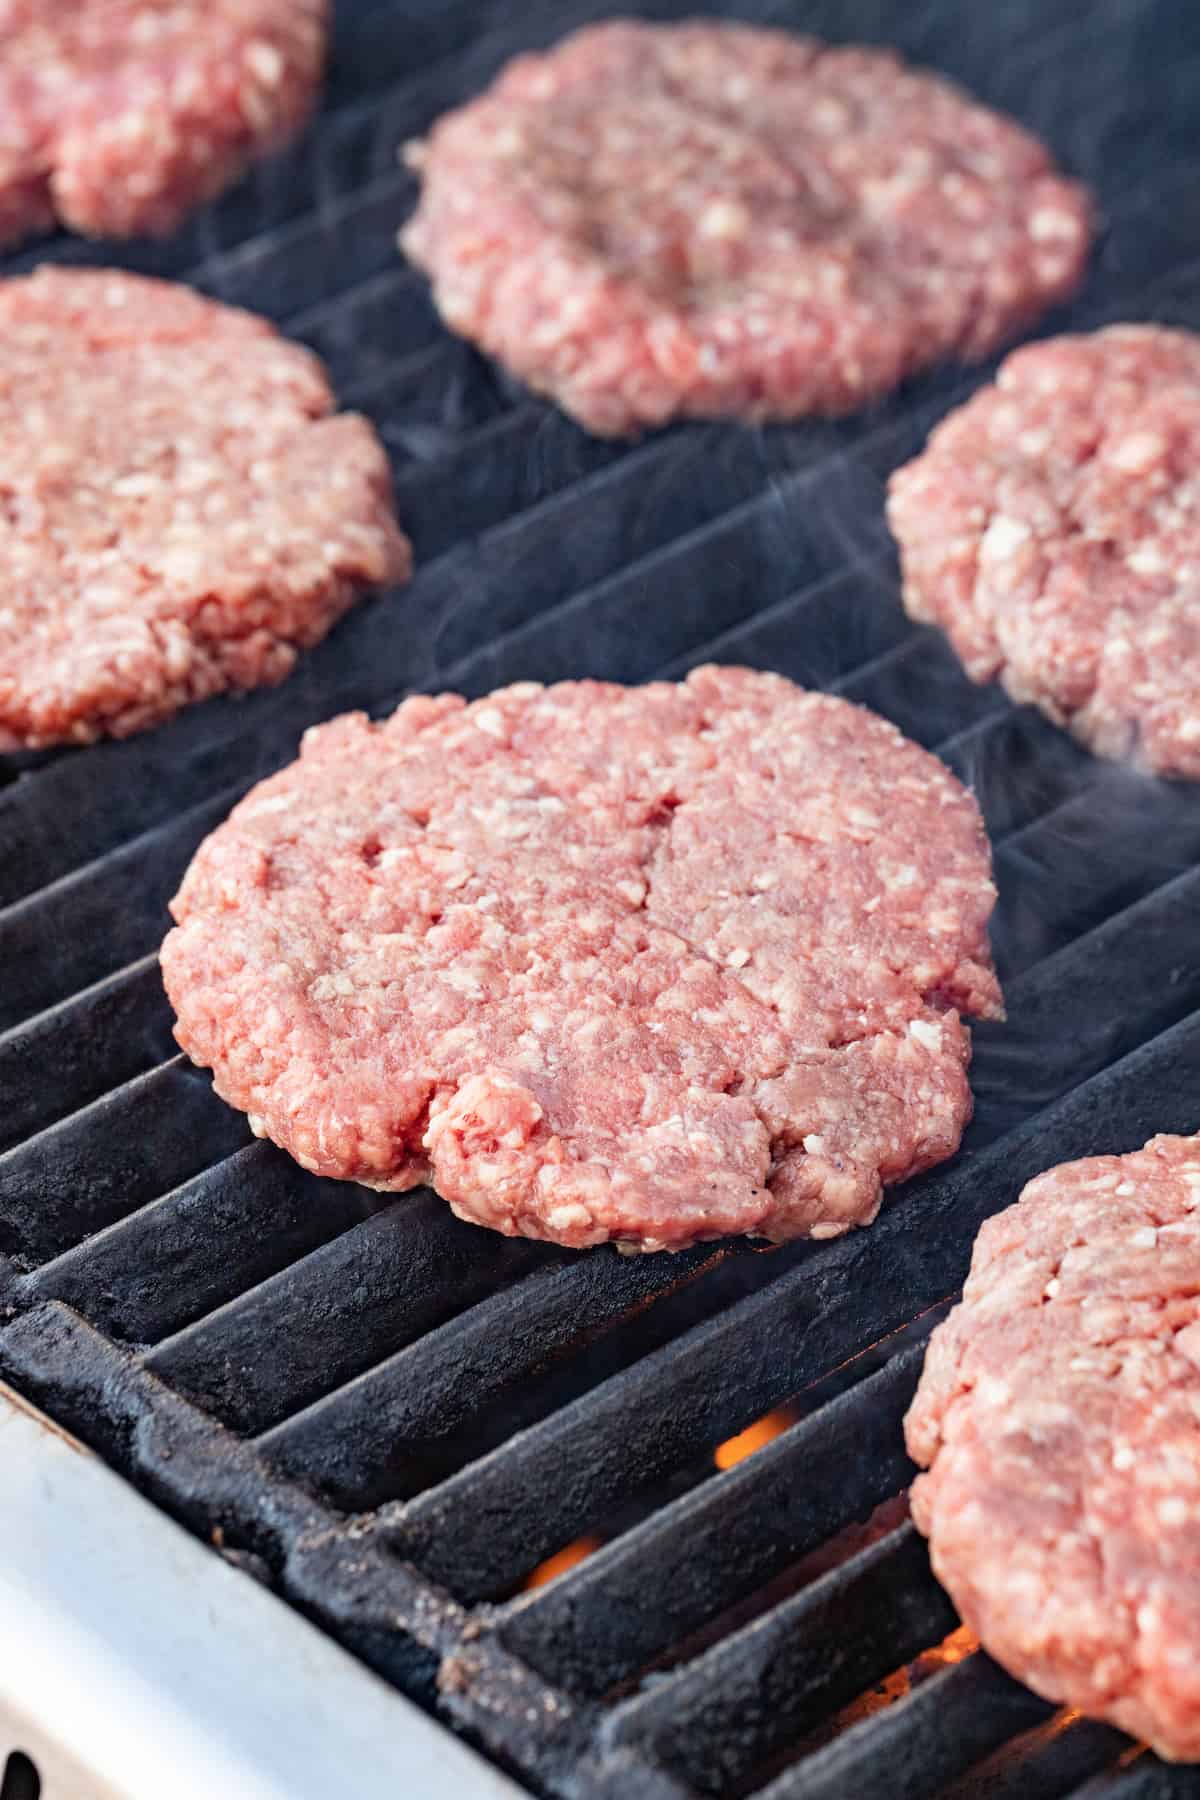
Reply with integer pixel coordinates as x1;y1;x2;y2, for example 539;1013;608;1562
401;19;1091;434
0;0;327;248
908;1132;1200;1760
0;267;410;749
889;326;1200;779
162;666;1002;1252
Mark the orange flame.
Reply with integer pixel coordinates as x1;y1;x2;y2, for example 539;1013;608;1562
523;1535;602;1589
714;1407;797;1470
920;1623;979;1669
522;1407;798;1590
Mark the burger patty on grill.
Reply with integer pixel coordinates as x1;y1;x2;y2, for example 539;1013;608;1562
162;665;1002;1252
907;1132;1200;1760
400;19;1091;435
0;0;328;249
0;267;410;750
888;325;1200;780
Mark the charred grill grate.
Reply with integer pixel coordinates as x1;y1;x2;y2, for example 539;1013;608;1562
3;1;1200;1795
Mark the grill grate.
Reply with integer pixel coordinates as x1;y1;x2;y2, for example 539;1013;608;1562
4;1;1200;1795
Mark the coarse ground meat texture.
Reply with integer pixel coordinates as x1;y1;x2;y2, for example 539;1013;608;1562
906;1133;1200;1760
0;267;410;749
0;0;327;249
161;666;1002;1252
399;19;1091;437
888;326;1200;780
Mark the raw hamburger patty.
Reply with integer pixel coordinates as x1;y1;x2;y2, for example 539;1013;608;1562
0;267;410;750
399;20;1091;436
0;0;327;249
161;666;1002;1252
906;1133;1200;1760
888;326;1200;780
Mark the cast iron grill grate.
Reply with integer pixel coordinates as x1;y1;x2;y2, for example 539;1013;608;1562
3;1;1200;1795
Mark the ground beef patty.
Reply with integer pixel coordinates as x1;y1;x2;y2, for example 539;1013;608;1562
889;327;1200;780
0;0;327;249
0;268;410;750
162;666;1001;1252
907;1133;1200;1760
399;20;1091;436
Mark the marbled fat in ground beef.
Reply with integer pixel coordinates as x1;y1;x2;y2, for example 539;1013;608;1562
0;267;410;749
907;1133;1200;1760
162;666;1002;1252
889;326;1200;779
401;19;1091;435
0;0;327;248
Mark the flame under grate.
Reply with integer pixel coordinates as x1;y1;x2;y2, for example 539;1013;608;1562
2;1;1200;1796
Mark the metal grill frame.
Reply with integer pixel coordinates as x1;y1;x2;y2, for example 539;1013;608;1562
4;2;1200;1797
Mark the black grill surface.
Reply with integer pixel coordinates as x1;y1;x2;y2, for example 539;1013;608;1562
3;2;1200;1796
